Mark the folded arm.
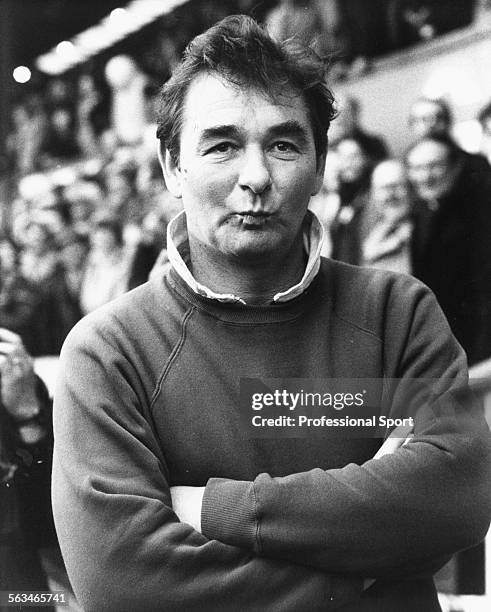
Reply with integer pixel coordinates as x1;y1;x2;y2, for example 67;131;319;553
52;320;364;612
199;289;491;578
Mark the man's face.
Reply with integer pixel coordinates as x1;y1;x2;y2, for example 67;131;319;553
336;139;369;184
409;100;448;139
163;73;324;263
371;161;410;221
407;140;457;200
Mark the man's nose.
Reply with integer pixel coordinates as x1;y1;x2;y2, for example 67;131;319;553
238;147;272;195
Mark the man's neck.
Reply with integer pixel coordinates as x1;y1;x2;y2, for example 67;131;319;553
187;236;306;305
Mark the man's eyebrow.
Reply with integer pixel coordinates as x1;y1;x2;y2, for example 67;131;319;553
198;125;241;146
267;121;310;145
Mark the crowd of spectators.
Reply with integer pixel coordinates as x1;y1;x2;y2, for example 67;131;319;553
314;95;491;366
1;0;491;602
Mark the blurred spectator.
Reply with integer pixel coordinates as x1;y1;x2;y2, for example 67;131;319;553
387;0;475;49
329;136;377;264
406;135;491;363
19;217;61;285
265;0;347;59
39;106;81;170
76;74;108;160
60;233;89;317
17;216;81;355
361;159;412;274
64;180;102;234
104;161;142;225
105;55;147;147
408;97;490;178
6;95;46;176
478;100;491;166
329;95;389;163
308;152;342;257
0;238;48;357
79;216;132;315
0;329;55;599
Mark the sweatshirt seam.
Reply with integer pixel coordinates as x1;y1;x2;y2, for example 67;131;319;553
332;311;384;343
150;305;195;410
171;284;307;325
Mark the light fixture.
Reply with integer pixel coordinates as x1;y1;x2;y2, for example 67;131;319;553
35;0;189;75
13;66;31;83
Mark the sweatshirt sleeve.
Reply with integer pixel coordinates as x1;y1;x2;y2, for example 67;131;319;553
201;282;491;578
52;317;363;612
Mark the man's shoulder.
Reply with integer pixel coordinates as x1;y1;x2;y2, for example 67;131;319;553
321;257;430;306
61;275;184;359
319;258;437;339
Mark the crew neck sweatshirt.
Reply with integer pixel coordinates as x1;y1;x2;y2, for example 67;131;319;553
52;257;491;612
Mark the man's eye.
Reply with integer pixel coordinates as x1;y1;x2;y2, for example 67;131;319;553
272;141;298;153
207;142;235;154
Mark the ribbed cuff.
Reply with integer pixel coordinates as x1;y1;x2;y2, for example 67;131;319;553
201;478;258;551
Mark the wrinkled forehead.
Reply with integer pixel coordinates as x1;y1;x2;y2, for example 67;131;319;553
181;71;311;130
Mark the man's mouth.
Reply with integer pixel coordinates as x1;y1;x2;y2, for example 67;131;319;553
236;211;272;226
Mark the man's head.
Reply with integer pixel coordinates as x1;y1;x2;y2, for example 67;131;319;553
408;97;452;140
370;160;410;222
156;15;335;169
335;136;372;185
156;15;334;263
406;135;462;201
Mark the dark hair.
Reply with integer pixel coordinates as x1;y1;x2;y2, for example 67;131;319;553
156;14;335;166
478;101;491;125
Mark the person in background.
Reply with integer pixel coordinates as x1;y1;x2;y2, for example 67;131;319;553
59;232;89;319
328;95;389;163
0;238;50;357
0;329;55;602
6;95;47;177
79;216;132;315
329;135;377;264
408;96;490;179
39;105;81;170
19;217;61;286
362;159;412;274
478;100;491;166
406;134;491;364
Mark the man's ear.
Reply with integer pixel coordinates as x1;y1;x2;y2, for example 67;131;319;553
312;153;327;196
158;142;182;198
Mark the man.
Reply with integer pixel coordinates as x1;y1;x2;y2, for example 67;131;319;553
52;16;491;612
329;135;375;265
329;95;389;163
0;329;54;599
406;134;491;364
408;96;490;180
361;159;412;274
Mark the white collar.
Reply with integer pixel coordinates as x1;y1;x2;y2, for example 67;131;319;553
167;209;324;305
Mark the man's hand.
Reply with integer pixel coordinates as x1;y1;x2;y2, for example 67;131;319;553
0;329;44;444
170;486;205;532
373;423;413;459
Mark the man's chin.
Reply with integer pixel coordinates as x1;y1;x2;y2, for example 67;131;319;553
224;235;286;263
